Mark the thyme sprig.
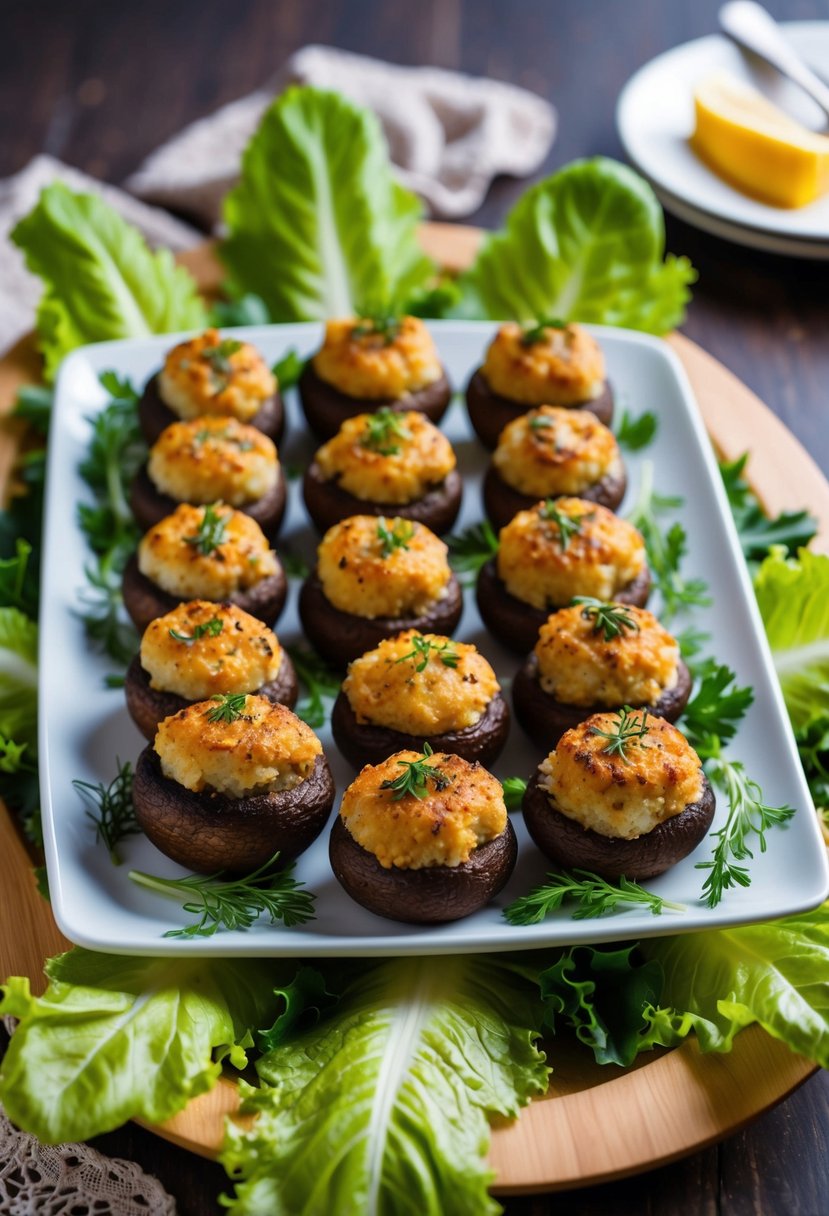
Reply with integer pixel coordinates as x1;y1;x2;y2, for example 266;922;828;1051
376;517;414;558
73;758;138;865
503;869;685;924
539;500;588;551
129;855;316;937
590;706;651;763
360;407;411;456
394;634;459;672
169;617;224;645
184;503;229;556
380;742;451;801
574;597;640;641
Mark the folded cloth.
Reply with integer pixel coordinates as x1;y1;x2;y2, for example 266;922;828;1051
0;155;201;355
126;44;556;223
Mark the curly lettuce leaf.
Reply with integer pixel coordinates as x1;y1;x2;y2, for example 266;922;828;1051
221;955;548;1216
640;904;829;1064
754;548;829;731
11;182;206;380
459;157;695;334
0;949;283;1143
221;87;435;320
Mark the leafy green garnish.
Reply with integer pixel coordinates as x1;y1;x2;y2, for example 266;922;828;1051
200;337;243;375
72;758;138;865
394;634;458;672
616;409;658;452
674;625;711;665
360;406;411;455
184;503;229;555
286;644;340;729
376;516;414;558
721;455;817;565
129;856;316;937
520;317;566;345
589;705;651;763
627;461;710;618
352;315;402;344
272;347;304;389
380;741;451;801
210;291;271;328
221;87;434;319
205;692;249;723
458;157;695;334
504;869;684;924
77;551;140;668
501;776;527;811
11;181;206;380
681;660;754;752
574;596;640;641
169;617;224;645
446;519;499;582
12;384;53;434
539;499;588;550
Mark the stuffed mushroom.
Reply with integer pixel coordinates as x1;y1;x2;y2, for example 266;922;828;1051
124;600;298;742
329;748;517;923
133;694;335;874
466;321;614;449
299;515;463;668
331;630;509;769
476;498;650;654
521;709;715;881
303;408;462;534
299;316;452;440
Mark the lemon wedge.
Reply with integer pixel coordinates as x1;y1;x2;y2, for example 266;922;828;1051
691;70;829;208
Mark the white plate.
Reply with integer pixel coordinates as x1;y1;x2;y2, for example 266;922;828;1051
617;21;829;253
42;322;829;956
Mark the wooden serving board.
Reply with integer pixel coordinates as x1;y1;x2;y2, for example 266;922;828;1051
0;223;826;1193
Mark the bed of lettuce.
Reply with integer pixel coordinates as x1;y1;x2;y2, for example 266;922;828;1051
1;86;828;1216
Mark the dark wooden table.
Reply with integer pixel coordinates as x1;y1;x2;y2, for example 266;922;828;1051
3;0;828;1212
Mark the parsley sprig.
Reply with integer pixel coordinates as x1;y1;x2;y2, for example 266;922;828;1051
73;758;138;865
503;869;684;924
360;407;411;456
376;517;414;558
205;692;249;723
616;409;658;452
380;742;451;801
184;504;229;556
627;461;710;618
574;597;640;641
129;855;316;937
539;500;588;550
590;706;651;763
394;634;459;672
720;454;816;567
287;644;340;729
681;661;754;751
169;617;224;645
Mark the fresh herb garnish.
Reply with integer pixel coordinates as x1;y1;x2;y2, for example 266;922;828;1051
352;315;401;344
201;338;243;374
674;625;711;665
77;551;140;669
539;500;587;550
376;517;414;558
380;741;451;801
287;644;340;729
720;454;817;566
627;461;710;618
574;597;640;641
681;661;754;751
446;519;499;583
279;544;310;580
501;776;527;811
529;413;555;432
205;692;249;723
184;504;229;556
360;407;411;456
520;317;566;345
503;869;684;924
129;855;316;937
73;758;138;865
169;617;224;645
590;706;651;763
210;291;271;328
616;409;658;452
272;347;304;389
394;634;459;673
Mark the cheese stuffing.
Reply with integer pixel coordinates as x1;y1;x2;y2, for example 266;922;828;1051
314;410;455;504
493;406;622;498
148;417;278;506
482;322;606;406
157;329;276;422
313;316;443;400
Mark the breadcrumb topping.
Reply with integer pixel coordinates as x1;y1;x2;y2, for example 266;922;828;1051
314;410;455;504
148;417;278;506
493;406;621;498
313;316;443;400
158;329;275;422
138;503;278;600
482;322;606;406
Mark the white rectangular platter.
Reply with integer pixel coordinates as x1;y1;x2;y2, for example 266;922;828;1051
41;321;829;955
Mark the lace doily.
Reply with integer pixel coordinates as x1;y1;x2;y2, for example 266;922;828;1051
0;1108;176;1216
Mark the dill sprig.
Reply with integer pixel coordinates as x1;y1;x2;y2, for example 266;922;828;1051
184;503;229;555
520;317;566;345
446;519;499;583
626;461;710;619
287;644;340;729
205;692;249;723
73;758;138;865
169;617;224;645
380;742;451;801
360;407;411;456
394;634;458;672
129;855;316;937
503;869;685;924
376;517;414;558
590;706;651;763
539;500;588;550
615;409;658;452
574;597;640;641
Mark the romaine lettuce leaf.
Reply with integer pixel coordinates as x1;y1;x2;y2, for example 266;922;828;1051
0;606;37;749
458;157;695;334
754;548;829;731
639;904;829;1064
221;87;435;320
221;955;549;1216
11;182;207;380
0;949;283;1143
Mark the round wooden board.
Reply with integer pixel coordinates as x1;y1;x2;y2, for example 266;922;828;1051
0;223;825;1194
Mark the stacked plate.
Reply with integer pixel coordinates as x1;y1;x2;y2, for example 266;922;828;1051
616;21;829;258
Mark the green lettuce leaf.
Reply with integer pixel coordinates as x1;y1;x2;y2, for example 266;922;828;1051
11;182;207;380
221;955;549;1216
221;87;435;320
0;949;283;1143
639;904;829;1064
458;157;695;334
0;606;37;749
754;548;829;731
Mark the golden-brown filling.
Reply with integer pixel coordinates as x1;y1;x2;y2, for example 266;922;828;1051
157;329;276;423
317;515;452;620
482;322;606;406
540;711;704;839
312;316;443;400
340;751;507;869
497;498;646;610
535;604;680;708
154;695;321;798
493;406;621;499
140;600;282;700
343;630;500;734
314;410;455;505
138;503;278;601
147;417;279;507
